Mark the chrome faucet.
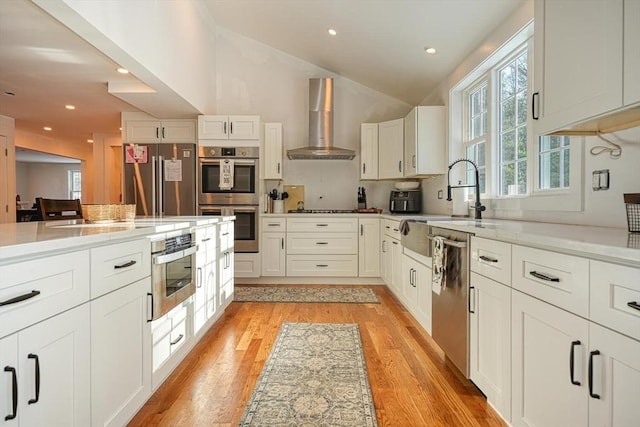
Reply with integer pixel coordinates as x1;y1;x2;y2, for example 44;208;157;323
447;158;486;220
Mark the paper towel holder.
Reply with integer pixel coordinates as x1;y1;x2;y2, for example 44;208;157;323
447;158;486;220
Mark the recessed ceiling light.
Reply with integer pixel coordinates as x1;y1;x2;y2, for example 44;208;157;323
43;126;52;131
65;104;75;110
117;68;129;74
328;29;337;36
87;139;94;143
424;47;437;55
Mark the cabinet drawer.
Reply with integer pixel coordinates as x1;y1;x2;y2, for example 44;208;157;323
91;239;151;299
286;255;358;277
384;219;401;239
512;245;589;317
0;250;90;338
590;261;640;341
287;233;358;255
471;237;512;285
287;217;357;233
262;217;286;232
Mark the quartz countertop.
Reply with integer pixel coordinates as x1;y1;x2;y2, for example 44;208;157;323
429;219;640;266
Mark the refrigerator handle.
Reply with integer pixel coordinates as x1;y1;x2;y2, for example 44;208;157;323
158;156;164;216
151;155;157;216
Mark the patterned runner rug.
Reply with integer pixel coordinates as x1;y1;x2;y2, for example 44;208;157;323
234;286;379;303
239;322;378;426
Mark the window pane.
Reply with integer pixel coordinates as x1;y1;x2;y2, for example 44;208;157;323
517;91;527;125
517;160;527;188
501;163;515;195
501;97;516;130
516;53;528;92
563;149;570;187
517;127;527;158
472;116;481;139
476;141;486;167
538;136;570;189
500;64;515;98
502;130;516;162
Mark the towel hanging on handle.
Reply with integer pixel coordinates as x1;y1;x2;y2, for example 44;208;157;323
432;236;446;294
219;159;234;190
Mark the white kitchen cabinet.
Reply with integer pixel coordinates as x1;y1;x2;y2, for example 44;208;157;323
90;238;150;299
91;277;152;427
380;221;388;283
360;123;379;180
401;253;432;333
469;272;511;422
358;218;380;277
198;115;260;140
403;106;445;177
381;219;402;295
390;239;403;296
624;0;640;107
286;255;358;277
263;123;283;179
151;301;191;390
378;118;404;179
218;220;235;308
0;334;18;425
511;290;589;427
261;232;286;276
125;119;196;143
532;0;635;135
287;233;358;255
286;217;358;233
6;304;91;427
194;224;217;337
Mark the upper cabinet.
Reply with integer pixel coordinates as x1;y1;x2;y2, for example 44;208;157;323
125;120;196;144
378;118;404;180
198;115;260;140
403;106;445;177
263;123;283;180
360;123;379;180
533;0;639;135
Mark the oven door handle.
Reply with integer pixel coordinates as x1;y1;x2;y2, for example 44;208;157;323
154;245;197;265
199;159;257;165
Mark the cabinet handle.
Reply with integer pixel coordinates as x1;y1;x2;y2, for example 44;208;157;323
223;122;227;135
392;241;398;246
281;238;284;250
468;286;476;313
316;242;329;245
202;237;212;242
479;255;498;263
316;224;329;227
170;334;184;346
398;160;402;172
267;223;280;227
627;301;640;311
408;268;413;286
162;127;166;139
156;127;160;139
0;290;40;306
529;271;560;282
393;228;399;232
360;224;364;236
588;350;601;399
147;292;154;322
363;163;366;174
412;154;416;168
277;162;280;174
3;366;17;420
197;267;203;288
222;232;229;236
27;354;40;405
316;264;328;268
532;92;539;120
385;226;390;229
114;260;137;269
230;122;233;134
570;340;582;386
381;240;386;253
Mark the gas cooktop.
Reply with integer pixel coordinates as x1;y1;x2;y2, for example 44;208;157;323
287;209;357;214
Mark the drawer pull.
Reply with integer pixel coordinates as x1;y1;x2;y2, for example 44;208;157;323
479;255;498;263
588;350;601;399
569;340;581;386
4;366;17;420
529;271;560;282
27;354;40;405
267;223;280;227
114;260;137;269
202;237;212;242
0;290;41;307
627;301;640;311
316;242;329;245
316;224;329;227
316;264;329;268
147;293;154;323
170;334;184;346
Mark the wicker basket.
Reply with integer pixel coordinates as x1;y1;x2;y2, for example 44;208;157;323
624;193;640;233
118;204;136;222
82;204;118;223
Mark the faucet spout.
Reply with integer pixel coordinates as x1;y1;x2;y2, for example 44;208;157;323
447;159;486;220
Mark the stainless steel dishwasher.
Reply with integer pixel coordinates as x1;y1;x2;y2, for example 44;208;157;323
429;226;471;378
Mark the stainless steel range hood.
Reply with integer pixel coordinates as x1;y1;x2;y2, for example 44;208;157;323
287;78;356;160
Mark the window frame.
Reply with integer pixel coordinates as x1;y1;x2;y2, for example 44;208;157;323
68;169;81;200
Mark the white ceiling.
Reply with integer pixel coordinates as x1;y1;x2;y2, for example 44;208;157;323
0;0;525;157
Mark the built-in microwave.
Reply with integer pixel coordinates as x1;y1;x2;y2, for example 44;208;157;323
198;146;259;205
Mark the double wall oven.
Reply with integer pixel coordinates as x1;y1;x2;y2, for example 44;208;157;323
198;146;259;253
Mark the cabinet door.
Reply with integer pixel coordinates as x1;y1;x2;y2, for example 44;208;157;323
403;108;417;177
198;115;229;139
0;334;18;426
91;278;152;427
263;123;283;179
534;0;623;134
358;218;380;277
624;0;640;105
228;115;260;140
401;255;417;308
415;262;432;334
414;106;445;175
381;238;389;284
19;304;90;427
470;273;511;422
378;118;404;179
390;239;403;295
588;323;640;427
160;120;196;143
261;232;286;276
126;120;161;143
360;123;379;180
511;291;588;427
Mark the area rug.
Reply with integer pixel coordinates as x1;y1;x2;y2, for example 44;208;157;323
239;322;378;427
234;286;379;303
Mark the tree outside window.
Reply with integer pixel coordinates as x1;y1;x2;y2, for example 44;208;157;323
539;136;570;189
465;82;488;195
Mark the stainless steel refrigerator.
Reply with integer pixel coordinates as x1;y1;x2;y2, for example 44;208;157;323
122;143;196;216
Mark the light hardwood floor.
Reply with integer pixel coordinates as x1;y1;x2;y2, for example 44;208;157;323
128;285;506;426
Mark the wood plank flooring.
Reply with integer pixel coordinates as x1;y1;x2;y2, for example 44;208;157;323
128;285;506;426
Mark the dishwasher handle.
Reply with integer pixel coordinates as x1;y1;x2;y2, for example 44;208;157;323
426;234;467;248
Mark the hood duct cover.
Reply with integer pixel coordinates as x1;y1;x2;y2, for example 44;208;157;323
287;78;356;160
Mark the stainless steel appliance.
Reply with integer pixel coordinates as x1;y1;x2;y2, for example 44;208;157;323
400;220;431;258
198;146;260;253
429;226;471;378
122;143;196;216
198;146;259;205
149;229;197;321
390;190;421;213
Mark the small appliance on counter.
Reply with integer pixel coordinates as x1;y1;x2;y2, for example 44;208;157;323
389;190;421;213
357;187;367;209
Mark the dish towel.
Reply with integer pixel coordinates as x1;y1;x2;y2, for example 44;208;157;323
219;159;234;190
432;236;446;295
399;219;411;235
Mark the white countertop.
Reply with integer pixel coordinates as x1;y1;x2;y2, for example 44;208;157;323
429;219;640;266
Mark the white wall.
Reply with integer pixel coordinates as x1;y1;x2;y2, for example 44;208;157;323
16;162;81;203
214;28;411;210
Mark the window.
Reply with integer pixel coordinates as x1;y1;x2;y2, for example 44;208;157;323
538;136;570;189
69;170;81;200
464;82;488;195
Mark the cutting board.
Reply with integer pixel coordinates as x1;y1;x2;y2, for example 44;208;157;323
283;185;305;212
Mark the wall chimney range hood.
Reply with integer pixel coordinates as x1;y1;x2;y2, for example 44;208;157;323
287;78;356;160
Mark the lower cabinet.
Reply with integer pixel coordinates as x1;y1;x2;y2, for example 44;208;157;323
218;221;235;308
91;278;152;427
390;239;403;295
469;272;511;422
261;232;286;276
401;253;432;334
358;218;380;277
151;302;191;390
0;304;90;427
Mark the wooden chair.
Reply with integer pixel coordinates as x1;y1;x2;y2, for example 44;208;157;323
36;197;83;221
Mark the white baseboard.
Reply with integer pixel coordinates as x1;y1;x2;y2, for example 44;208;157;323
236;276;385;285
